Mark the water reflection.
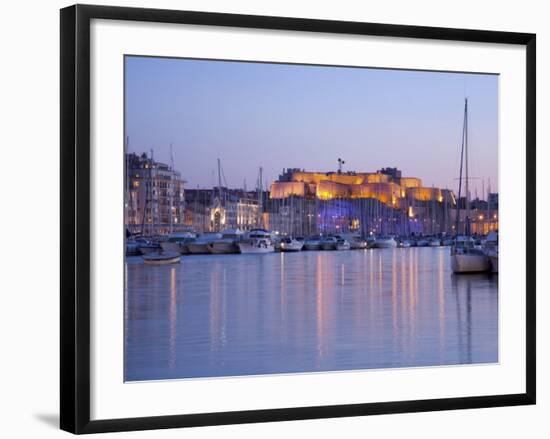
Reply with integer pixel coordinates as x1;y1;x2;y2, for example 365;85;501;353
125;248;498;381
169;267;177;370
438;251;445;356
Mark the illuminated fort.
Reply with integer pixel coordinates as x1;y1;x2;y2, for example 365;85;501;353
270;168;451;206
262;166;496;237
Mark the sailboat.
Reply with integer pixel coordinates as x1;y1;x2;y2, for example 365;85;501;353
142;251;181;265
450;98;490;274
238;229;275;253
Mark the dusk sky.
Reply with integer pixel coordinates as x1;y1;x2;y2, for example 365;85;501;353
125;56;498;197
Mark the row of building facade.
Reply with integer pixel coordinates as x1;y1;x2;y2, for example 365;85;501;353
125;153;498;237
125;153;262;235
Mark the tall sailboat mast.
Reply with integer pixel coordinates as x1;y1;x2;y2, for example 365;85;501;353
487;178;491;232
258;167;263;227
464;98;470;236
217;158;223;202
150;149;155;236
455;98;467;236
169;143;174;234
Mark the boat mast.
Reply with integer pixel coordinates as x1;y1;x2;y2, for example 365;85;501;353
430;183;435;235
216;158;223;231
150;149;155;236
464;98;470;236
258;167;263;228
487;178;491;232
217;158;222;202
140;151;150;236
169;143;174;234
455;98;467;236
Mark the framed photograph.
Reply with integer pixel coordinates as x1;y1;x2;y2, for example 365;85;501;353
60;4;536;434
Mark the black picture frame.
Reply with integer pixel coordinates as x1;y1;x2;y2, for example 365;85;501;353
60;4;536;434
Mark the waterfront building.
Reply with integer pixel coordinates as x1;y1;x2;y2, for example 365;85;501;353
125;152;186;235
236;197;260;230
185;188;260;233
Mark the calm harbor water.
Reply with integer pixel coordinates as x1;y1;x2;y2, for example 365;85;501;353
125;247;498;381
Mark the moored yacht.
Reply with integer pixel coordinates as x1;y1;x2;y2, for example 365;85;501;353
187;233;222;254
207;229;243;254
335;236;351;251
398;239;411;248
349;236;368;250
372;236;397;249
321;236;338;250
279;237;304;252
238;229;275;254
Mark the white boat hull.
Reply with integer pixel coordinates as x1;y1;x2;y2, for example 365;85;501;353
350;241;367;250
451;253;490;273
280;243;304;252
373;239;397;249
142;251;181;265
336;243;351;251
207;241;239;254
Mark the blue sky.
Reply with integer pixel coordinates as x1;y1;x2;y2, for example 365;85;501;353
125;56;498;197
